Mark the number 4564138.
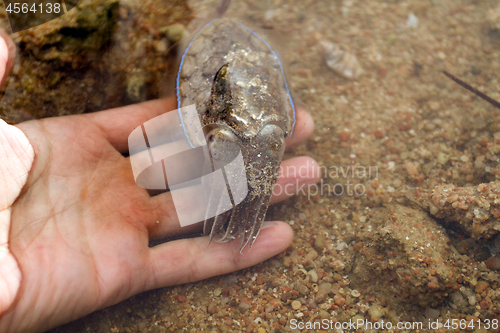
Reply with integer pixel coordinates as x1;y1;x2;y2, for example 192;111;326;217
6;3;61;14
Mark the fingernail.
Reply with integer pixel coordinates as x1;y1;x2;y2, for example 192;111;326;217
261;221;278;230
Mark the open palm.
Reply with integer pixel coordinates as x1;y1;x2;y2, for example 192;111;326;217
0;48;318;333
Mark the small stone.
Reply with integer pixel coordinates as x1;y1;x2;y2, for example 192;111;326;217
291;300;301;310
436;152;450;165
258;328;266;333
333;273;342;281
405;162;419;176
306;250;319;261
334;295;345;307
270;298;282;308
351;289;361;297
208;304;217;314
314;289;328;304
374;129;383;138
159;23;188;43
474;281;490;293
407;12;419;28
320;310;330;319
480;300;489;309
283;257;292;267
308;270;318;283
485;256;500;270
339;131;350;141
330;260;345;272
319;282;332;292
126;74;146;102
336;242;347;251
239;300;252;310
353;242;364;252
368;304;386;319
315;235;326;251
424;308;440;320
214;288;222;297
153;39;168;53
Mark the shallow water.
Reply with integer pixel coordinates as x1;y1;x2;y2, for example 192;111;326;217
1;0;499;332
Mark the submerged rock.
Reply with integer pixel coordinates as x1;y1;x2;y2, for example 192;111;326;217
351;204;459;308
420;181;500;240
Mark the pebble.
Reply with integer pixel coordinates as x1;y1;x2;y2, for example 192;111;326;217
405;161;418;176
424;307;440;320
308;269;318;283
208;304;217;314
159;23;188;43
436;152;449;165
126;75;146;102
239;301;252;310
320;310;330;319
368;304;387;319
474;281;489;293
319;282;332;292
214;288;222;297
336;242;347;251
306;249;319;260
407;12;419;28
291;300;301;310
153;39;168;54
485;256;500;270
314;289;328;303
315;235;326;251
334;295;346;307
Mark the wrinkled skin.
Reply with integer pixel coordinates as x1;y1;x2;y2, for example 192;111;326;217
177;19;295;251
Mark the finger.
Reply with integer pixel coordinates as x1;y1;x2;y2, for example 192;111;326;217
0;31;15;87
271;156;320;204
146;189;207;240
285;107;314;149
145;156;319;239
85;98;177;152
144;221;293;289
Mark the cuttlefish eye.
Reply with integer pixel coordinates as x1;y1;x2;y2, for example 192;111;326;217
206;126;241;167
255;123;286;155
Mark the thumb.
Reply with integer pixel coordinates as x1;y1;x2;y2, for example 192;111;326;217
0;119;34;209
0;118;34;315
0;30;15;88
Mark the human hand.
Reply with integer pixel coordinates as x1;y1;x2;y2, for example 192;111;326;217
0;36;319;333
